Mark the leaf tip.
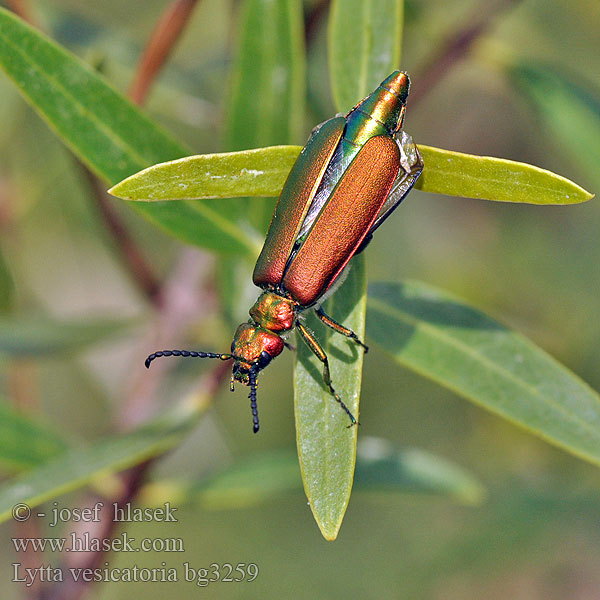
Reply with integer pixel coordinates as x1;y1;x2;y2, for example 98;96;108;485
318;522;341;541
564;185;594;205
107;181;128;200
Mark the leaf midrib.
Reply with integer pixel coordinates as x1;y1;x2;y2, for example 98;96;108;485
367;295;600;444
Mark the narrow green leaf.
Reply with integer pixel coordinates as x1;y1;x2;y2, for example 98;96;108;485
192;450;302;509
368;280;600;467
0;397;70;471
294;0;406;541
0;247;14;313
0;398;207;523
353;437;485;504
0;316;131;357
110;144;593;205
416;145;593;204
0;8;255;255
108;146;300;201
140;439;484;509
224;0;305;153
219;0;307;308
329;0;404;112
294;257;366;540
509;62;600;183
223;0;305;235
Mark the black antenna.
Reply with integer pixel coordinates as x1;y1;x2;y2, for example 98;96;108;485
248;367;260;433
145;350;233;368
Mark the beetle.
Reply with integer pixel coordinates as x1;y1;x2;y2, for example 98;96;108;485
145;71;423;433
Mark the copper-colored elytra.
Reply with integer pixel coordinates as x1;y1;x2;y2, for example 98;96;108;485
253;117;345;288
282;135;401;306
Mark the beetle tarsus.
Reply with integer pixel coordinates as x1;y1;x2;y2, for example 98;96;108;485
332;389;358;428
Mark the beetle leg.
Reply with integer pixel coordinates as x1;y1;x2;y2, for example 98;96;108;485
315;307;369;353
296;322;358;427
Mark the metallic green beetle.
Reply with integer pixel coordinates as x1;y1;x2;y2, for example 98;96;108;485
146;71;423;433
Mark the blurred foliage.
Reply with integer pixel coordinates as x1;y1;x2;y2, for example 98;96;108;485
0;0;598;597
0;248;14;312
139;439;486;510
0;396;70;471
0;393;209;522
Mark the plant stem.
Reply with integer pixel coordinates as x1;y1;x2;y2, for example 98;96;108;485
77;164;162;304
305;0;330;43
410;0;522;106
128;0;201;105
6;0;38;27
118;247;216;430
84;0;204;303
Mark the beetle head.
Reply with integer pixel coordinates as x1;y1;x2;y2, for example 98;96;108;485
230;322;285;385
230;322;285;433
143;321;285;434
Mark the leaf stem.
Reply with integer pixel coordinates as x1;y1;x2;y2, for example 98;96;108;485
305;0;330;44
76;163;162;304
80;0;203;306
410;0;522;106
128;0;202;105
5;0;38;28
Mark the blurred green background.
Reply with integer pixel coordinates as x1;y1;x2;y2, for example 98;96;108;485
0;0;599;597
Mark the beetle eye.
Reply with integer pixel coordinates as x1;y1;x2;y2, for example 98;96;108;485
257;350;273;370
230;341;236;353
